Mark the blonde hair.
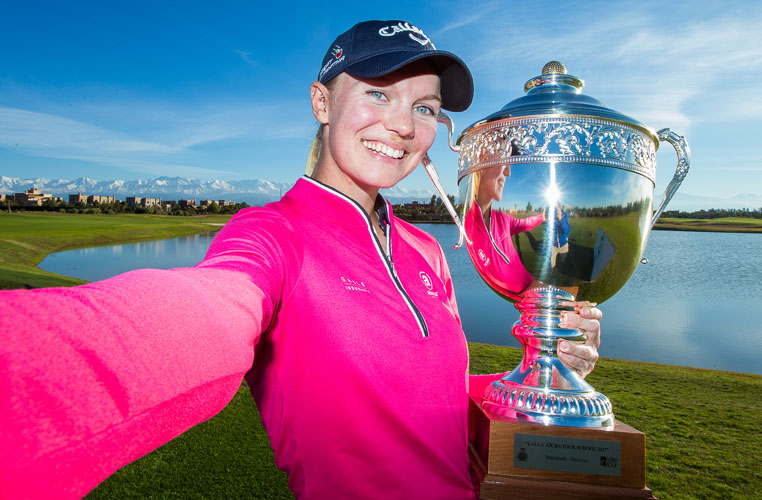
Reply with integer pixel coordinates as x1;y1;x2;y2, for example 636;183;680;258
305;124;324;176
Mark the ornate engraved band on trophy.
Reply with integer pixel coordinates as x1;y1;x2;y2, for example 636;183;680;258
423;61;690;499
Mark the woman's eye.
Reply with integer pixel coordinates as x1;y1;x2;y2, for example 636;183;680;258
415;105;434;115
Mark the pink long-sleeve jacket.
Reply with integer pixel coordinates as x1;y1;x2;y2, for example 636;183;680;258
464;200;545;300
1;177;480;499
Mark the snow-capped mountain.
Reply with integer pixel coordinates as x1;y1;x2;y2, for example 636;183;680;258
2;176;759;210
0;176;437;205
380;184;438;204
3;175;759;210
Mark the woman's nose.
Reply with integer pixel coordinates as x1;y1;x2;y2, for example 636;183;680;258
384;107;415;138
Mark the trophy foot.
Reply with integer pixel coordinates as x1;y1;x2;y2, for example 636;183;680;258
482;380;614;428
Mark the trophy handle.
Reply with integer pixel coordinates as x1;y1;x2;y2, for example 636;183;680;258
437;111;461;153
421;154;471;249
650;128;691;229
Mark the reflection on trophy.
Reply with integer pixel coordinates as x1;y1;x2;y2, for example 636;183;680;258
424;61;689;497
465;163;546;302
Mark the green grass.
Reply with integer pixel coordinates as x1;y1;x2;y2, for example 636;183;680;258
83;345;762;500
655;217;762;233
513;212;646;302
3;212;762;499
86;383;293;500
0;212;230;289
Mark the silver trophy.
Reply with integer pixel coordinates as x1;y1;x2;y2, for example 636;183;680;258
425;61;690;428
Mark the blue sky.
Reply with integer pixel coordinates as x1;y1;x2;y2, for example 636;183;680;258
1;0;761;207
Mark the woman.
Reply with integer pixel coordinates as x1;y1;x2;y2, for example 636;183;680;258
0;20;601;500
466;163;547;298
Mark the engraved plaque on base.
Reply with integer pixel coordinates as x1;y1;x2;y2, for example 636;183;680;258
468;396;656;500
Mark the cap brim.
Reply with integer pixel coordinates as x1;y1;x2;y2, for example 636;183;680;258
346;50;473;112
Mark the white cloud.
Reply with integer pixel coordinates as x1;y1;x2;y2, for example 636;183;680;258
0;97;313;178
0;106;177;154
67;98;311;145
54;154;240;178
468;5;762;132
435;7;496;36
235;49;258;68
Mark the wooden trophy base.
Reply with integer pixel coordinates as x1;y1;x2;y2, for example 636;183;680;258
469;396;656;500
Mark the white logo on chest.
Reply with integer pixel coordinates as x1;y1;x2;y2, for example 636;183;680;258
478;248;490;266
419;271;439;297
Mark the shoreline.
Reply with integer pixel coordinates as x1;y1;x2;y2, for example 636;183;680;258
405;217;762;233
3;212;757;290
652;219;762;233
0;212;230;289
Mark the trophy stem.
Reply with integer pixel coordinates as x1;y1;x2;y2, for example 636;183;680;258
482;286;614;428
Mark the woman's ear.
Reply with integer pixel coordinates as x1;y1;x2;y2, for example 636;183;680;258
310;82;330;125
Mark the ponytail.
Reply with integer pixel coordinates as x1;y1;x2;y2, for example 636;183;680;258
305;124;324;176
306;77;339;177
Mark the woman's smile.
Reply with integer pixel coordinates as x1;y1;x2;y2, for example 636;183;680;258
361;140;405;159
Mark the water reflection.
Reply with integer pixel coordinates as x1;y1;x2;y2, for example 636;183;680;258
40;232;217;282
464;163;546;300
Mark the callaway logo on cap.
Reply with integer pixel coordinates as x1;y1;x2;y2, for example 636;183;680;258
317;20;474;112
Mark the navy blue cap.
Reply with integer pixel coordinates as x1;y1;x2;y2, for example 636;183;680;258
317;20;474;112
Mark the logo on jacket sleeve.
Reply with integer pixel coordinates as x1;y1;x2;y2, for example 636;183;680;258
419;271;439;297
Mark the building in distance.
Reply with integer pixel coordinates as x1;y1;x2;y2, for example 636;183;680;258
3;188;237;213
126;196;162;209
13;189;61;206
69;193;115;204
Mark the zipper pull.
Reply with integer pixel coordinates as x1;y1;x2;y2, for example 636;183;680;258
387;256;397;278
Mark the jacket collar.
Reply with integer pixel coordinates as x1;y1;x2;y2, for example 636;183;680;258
286;176;395;229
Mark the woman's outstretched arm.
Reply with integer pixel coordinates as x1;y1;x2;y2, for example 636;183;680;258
0;208;295;499
0;266;271;498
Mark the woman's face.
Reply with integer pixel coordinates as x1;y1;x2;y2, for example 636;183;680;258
317;61;441;197
478;164;510;203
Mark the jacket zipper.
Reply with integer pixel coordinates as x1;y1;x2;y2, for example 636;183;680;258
303;177;429;338
490;234;511;265
486;211;511;265
383;214;429;338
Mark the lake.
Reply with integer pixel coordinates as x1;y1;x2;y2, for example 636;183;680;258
40;225;762;375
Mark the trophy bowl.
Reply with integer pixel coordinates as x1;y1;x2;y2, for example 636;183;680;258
427;62;690;428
